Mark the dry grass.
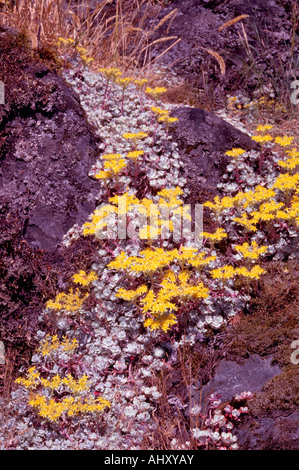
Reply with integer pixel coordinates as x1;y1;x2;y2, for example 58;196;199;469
218;14;250;32
0;0;179;75
140;341;213;450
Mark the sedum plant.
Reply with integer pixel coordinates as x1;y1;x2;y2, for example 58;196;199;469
15;335;110;424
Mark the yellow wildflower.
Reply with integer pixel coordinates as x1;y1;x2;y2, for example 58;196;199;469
146;86;167;99
286;148;299;158
115;285;148;302
242;186;276;209
103;158;127;175
134;78;148;88
127;150;144;160
151;106;169;117
272;173;299;192
116;77;134;88
123;132;148;141
225;148;246;158
251;135;273;143
158;115;179;125
278;156;299;171
72;270;98;287
93;170;112;180
46;288;89;312
256;124;273;132
211;265;237;280
15;367;40;389
144;313;177;332
76;46;87;55
202;228;227;242
82;205;116;236
233;213;257;232
275;136;294;147
204;194;240;214
236;265;266;279
99;67;122;81
234;241;268;260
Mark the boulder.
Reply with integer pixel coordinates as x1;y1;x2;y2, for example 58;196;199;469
170;106;257;202
0;25;101;251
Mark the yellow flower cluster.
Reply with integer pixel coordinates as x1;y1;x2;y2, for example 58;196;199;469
225;148;246;158
82;187;189;241
116;77;134;89
116;285;148;302
127;150;144;160
28;394;110;422
211;265;266;280
99;67;122;81
158;115;179;125
15;337;110;423
233;213;258;232
94;153;128;180
49;373;89;393
16;367;90;393
151;106;169;117
82;204;117;236
108;247;177;275
141;270;209;332
251;135;273;143
146;86;167;100
202;228;227;242
46;288;89;312
286;149;299;158
275;136;294;147
122;132;148;148
272;173;299;192
234;241;268;260
256;124;273;132
57;37;74;47
75;46;94;65
203;194;240;214
278;155;299;172
134;78;148;89
37;334;79;357
276;195;299;225
72;270;98;287
109;244;217;331
204;185;278;217
109;246;216;276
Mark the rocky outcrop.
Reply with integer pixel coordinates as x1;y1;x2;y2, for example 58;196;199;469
170;106;257;202
149;0;296;106
0;26;102;370
0;26;101;251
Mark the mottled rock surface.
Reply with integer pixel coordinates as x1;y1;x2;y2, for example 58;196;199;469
200;355;282;402
0;26;101;251
170;106;258;202
0;26;101;371
150;0;296;107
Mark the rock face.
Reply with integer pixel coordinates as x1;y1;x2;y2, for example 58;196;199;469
0;26;101;251
0;26;101;368
149;0;296;106
170;106;257;202
200;355;282;403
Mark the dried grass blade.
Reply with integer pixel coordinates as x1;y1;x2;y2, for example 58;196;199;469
218;14;250;31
